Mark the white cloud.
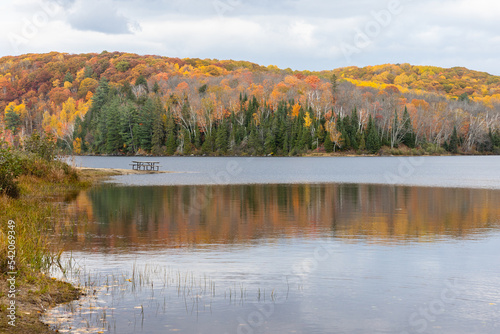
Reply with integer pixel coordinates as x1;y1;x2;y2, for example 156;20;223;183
65;0;140;34
0;0;499;75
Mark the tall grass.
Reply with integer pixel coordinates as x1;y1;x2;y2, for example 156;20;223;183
0;152;88;276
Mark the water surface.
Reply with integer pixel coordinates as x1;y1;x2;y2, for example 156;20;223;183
44;180;500;334
70;156;500;188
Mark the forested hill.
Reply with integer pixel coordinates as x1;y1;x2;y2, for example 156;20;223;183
1;51;500;155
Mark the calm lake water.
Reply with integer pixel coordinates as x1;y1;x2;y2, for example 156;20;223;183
44;157;500;334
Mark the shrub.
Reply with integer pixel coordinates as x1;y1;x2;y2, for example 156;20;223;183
23;131;58;162
0;145;22;198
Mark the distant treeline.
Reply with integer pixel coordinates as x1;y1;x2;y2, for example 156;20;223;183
2;52;500;155
72;78;500;156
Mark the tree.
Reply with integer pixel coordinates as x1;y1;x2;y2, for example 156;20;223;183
458;93;470;103
402;106;416;148
264;130;276;154
78;78;98;98
0;145;21;198
64;72;74;83
365;115;381;153
115;60;130;72
151;116;166;156
324;134;334;153
23;131;57;161
137;98;154;152
390;109;409;149
330;74;338;103
4;109;22;135
153;81;160;94
449;126;459;153
105;97;123;154
165;115;177;155
215;120;229;154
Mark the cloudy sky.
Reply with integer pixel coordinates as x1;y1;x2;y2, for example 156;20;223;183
1;0;499;74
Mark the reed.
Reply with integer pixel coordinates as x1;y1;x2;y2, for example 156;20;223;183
0;151;102;333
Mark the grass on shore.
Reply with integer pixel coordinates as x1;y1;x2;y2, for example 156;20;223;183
0;153;105;333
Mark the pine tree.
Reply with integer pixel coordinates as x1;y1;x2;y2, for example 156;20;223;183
105;97;123;154
193;124;202;149
182;128;192;155
137;98;154;151
402;106;416;148
324;134;334;153
365;115;381;153
449;126;459;153
165;115;177;155
248;127;262;155
151;115;165;155
152;81;160;94
201;132;214;154
264;130;276;155
215;121;229;154
283;132;290;153
359;133;366;151
120;103;140;154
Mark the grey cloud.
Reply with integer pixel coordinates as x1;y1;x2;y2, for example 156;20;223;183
65;0;140;34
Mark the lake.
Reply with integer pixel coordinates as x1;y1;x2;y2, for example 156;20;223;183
43;157;500;333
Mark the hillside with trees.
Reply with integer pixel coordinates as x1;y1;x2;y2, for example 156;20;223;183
1;51;500;156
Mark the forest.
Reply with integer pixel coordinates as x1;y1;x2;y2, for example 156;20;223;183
1;51;500;155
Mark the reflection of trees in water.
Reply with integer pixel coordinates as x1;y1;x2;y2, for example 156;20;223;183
62;184;500;249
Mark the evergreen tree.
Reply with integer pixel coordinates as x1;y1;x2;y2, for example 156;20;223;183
120;103;140;154
105;96;123;154
165;115;177;155
283;132;290;153
338;117;351;150
201;131;214;154
248;128;262;155
449;126;459;153
359;133;366;151
193;124;202;149
63;72;74;83
365;115;381;153
489;129;500;149
264;130;276;155
151;114;166;156
215;121;229;154
324;134;334;153
182;128;192;155
137;98;154;151
299;127;313;150
135;75;149;94
152;81;160;94
402;106;416;148
4;110;22;135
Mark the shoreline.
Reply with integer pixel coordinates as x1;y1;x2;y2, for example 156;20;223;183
66;150;498;158
0;168;113;333
75;166;175;176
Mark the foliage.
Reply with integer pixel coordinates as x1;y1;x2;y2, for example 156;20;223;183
0;144;21;197
23;131;58;161
1;52;500;156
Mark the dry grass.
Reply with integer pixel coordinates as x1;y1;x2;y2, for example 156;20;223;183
0;163;109;333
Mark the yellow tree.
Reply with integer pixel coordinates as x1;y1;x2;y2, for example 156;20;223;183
73;137;82;154
62;97;77;122
291;103;301;118
325;119;342;152
303;112;312;128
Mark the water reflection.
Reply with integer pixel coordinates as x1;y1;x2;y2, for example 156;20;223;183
59;184;500;251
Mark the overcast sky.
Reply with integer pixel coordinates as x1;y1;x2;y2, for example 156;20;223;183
1;0;499;74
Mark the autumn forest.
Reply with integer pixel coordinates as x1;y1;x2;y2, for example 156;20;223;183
1;51;500;156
